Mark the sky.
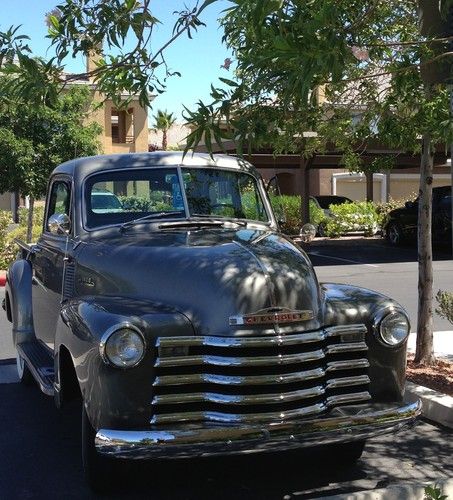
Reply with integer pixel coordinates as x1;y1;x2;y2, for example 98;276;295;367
1;0;232;122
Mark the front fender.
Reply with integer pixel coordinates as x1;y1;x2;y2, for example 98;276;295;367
322;283;408;402
55;295;195;430
6;259;35;345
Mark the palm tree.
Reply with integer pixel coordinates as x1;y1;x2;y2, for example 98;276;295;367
151;110;176;151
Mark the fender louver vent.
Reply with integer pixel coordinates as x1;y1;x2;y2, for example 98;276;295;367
63;263;75;300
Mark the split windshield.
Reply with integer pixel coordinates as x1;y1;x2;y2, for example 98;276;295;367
85;167;269;229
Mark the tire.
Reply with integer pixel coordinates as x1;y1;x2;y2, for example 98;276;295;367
386;222;403;246
16;352;33;385
317;222;327;237
82;404;115;493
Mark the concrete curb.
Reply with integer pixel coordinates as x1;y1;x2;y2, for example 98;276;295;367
404;381;453;429
320;478;453;499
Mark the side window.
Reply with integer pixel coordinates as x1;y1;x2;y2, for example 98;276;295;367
46;180;71;231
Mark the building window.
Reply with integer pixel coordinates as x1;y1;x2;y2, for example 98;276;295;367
111;108;135;144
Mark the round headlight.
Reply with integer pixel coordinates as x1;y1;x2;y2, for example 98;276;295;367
101;326;145;368
378;311;410;346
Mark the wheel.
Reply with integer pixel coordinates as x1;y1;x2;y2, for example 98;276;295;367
16;352;33;385
387;222;403;246
82;404;115;492
317;222;327;237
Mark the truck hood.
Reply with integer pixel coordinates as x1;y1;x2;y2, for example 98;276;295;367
75;227;322;336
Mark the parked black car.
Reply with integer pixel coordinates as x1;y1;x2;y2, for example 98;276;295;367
5;152;420;491
310;195;353;215
386;186;452;245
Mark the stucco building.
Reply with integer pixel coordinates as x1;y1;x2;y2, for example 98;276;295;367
0;53;152;214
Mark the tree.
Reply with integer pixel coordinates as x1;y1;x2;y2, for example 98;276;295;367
0;1;217;240
152;110;177;150
183;1;453;366
0;1;216;108
0;85;102;241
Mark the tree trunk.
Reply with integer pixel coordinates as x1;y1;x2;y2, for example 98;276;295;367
365;171;373;202
162;130;167;151
26;195;34;244
414;130;435;365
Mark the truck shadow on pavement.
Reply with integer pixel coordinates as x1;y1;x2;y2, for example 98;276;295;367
1;381;452;499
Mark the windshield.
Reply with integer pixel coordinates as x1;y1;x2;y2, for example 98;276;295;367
85;167;269;229
183;168;268;222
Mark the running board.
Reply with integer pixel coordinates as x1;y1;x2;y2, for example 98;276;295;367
17;342;54;396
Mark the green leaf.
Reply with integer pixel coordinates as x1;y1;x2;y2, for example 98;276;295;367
218;77;238;87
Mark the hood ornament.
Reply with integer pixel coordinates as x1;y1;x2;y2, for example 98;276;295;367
229;307;314;327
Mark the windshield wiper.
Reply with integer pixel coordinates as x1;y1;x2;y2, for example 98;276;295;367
158;219;225;229
120;211;184;231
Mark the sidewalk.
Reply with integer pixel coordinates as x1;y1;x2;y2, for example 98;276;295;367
407;330;453;361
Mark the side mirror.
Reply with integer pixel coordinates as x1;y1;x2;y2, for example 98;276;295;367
48;213;71;235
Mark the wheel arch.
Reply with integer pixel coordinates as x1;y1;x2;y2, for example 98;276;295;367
54;344;81;408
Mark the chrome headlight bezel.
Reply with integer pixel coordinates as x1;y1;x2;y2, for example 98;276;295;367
373;309;410;347
99;323;146;369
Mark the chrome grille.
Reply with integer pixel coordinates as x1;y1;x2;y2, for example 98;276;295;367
151;324;370;425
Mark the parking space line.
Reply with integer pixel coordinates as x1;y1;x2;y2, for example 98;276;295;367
309;251;379;268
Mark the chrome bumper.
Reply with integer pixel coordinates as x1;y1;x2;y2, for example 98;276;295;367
95;400;421;460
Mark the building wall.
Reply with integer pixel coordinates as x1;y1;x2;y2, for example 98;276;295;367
0;193;11;211
87;91;149;155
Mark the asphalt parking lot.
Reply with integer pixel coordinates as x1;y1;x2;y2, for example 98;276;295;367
0;379;452;499
1;238;452;498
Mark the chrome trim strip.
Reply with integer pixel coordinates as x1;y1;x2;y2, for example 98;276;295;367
325;324;367;337
150;402;326;424
326;359;370;371
153;368;326;387
96;401;422;459
326;342;368;354
326;375;370;389
327;392;371;406
156;324;368;351
157;331;325;350
152;386;324;406
154;349;326;368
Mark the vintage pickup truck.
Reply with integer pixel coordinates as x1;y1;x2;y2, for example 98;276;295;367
5;152;420;490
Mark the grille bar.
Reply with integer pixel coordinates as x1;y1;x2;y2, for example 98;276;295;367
152;324;370;426
327;392;372;406
155;349;325;368
326;375;370;389
327;359;370;371
153;367;325;387
156;324;367;351
152;385;325;406
151;402;327;425
326;342;368;354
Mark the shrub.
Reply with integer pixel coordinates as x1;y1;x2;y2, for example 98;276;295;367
325;201;379;238
0;210;13;269
0;206;45;269
119;196;152;212
270;195;327;235
436;290;453;325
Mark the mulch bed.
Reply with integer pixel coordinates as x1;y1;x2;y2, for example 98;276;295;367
406;354;453;397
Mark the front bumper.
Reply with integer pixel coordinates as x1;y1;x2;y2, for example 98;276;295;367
95;400;421;459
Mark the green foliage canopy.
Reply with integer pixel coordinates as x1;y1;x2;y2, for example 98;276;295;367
0;85;101;198
183;0;453;170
